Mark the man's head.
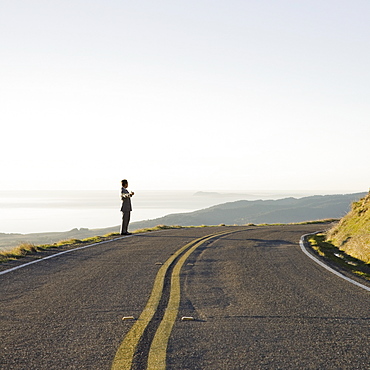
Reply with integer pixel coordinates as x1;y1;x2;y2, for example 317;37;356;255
121;179;128;188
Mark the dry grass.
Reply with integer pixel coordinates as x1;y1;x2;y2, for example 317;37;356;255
133;225;183;233
0;243;43;262
0;234;118;263
326;192;370;263
308;233;370;281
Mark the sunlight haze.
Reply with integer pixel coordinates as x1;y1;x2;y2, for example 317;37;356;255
1;0;369;192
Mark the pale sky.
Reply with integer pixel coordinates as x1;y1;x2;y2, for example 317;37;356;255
1;0;369;192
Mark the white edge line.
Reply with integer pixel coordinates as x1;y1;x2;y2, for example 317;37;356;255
300;233;370;292
0;235;133;276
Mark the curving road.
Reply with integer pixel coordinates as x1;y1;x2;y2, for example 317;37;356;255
1;225;369;369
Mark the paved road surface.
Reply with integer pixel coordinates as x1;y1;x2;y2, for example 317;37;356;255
1;225;369;369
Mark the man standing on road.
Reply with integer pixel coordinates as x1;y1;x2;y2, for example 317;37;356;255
120;179;134;235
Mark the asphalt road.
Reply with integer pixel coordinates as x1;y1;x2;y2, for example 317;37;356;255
1;225;369;369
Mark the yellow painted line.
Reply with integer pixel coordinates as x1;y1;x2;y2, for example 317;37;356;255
111;232;230;370
147;231;235;369
111;260;168;370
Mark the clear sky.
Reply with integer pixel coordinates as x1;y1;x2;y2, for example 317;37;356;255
1;0;369;192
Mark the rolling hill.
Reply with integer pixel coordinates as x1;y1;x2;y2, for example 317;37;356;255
130;192;366;229
1;192;366;252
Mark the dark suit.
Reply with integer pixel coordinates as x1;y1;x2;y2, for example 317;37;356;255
120;187;132;234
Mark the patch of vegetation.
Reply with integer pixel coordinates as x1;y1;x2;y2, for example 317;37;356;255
104;232;121;238
295;218;339;225
133;225;183;233
308;233;370;281
133;224;229;233
0;243;44;262
326;191;370;263
0;233;120;263
257;219;337;227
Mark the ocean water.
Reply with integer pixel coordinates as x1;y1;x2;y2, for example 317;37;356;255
0;189;344;234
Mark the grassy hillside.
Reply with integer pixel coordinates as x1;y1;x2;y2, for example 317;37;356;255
326;191;370;263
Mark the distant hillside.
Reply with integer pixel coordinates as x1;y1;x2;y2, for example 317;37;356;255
131;192;366;230
326;191;370;263
1;192;366;253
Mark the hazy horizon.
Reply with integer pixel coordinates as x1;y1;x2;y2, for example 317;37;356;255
0;187;367;193
0;188;367;197
1;188;367;235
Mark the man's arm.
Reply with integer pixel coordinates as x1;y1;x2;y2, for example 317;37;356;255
121;190;134;200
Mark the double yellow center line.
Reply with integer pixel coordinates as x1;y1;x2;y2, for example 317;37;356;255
111;230;235;370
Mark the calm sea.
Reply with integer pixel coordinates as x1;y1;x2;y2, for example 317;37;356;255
0;189;341;234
